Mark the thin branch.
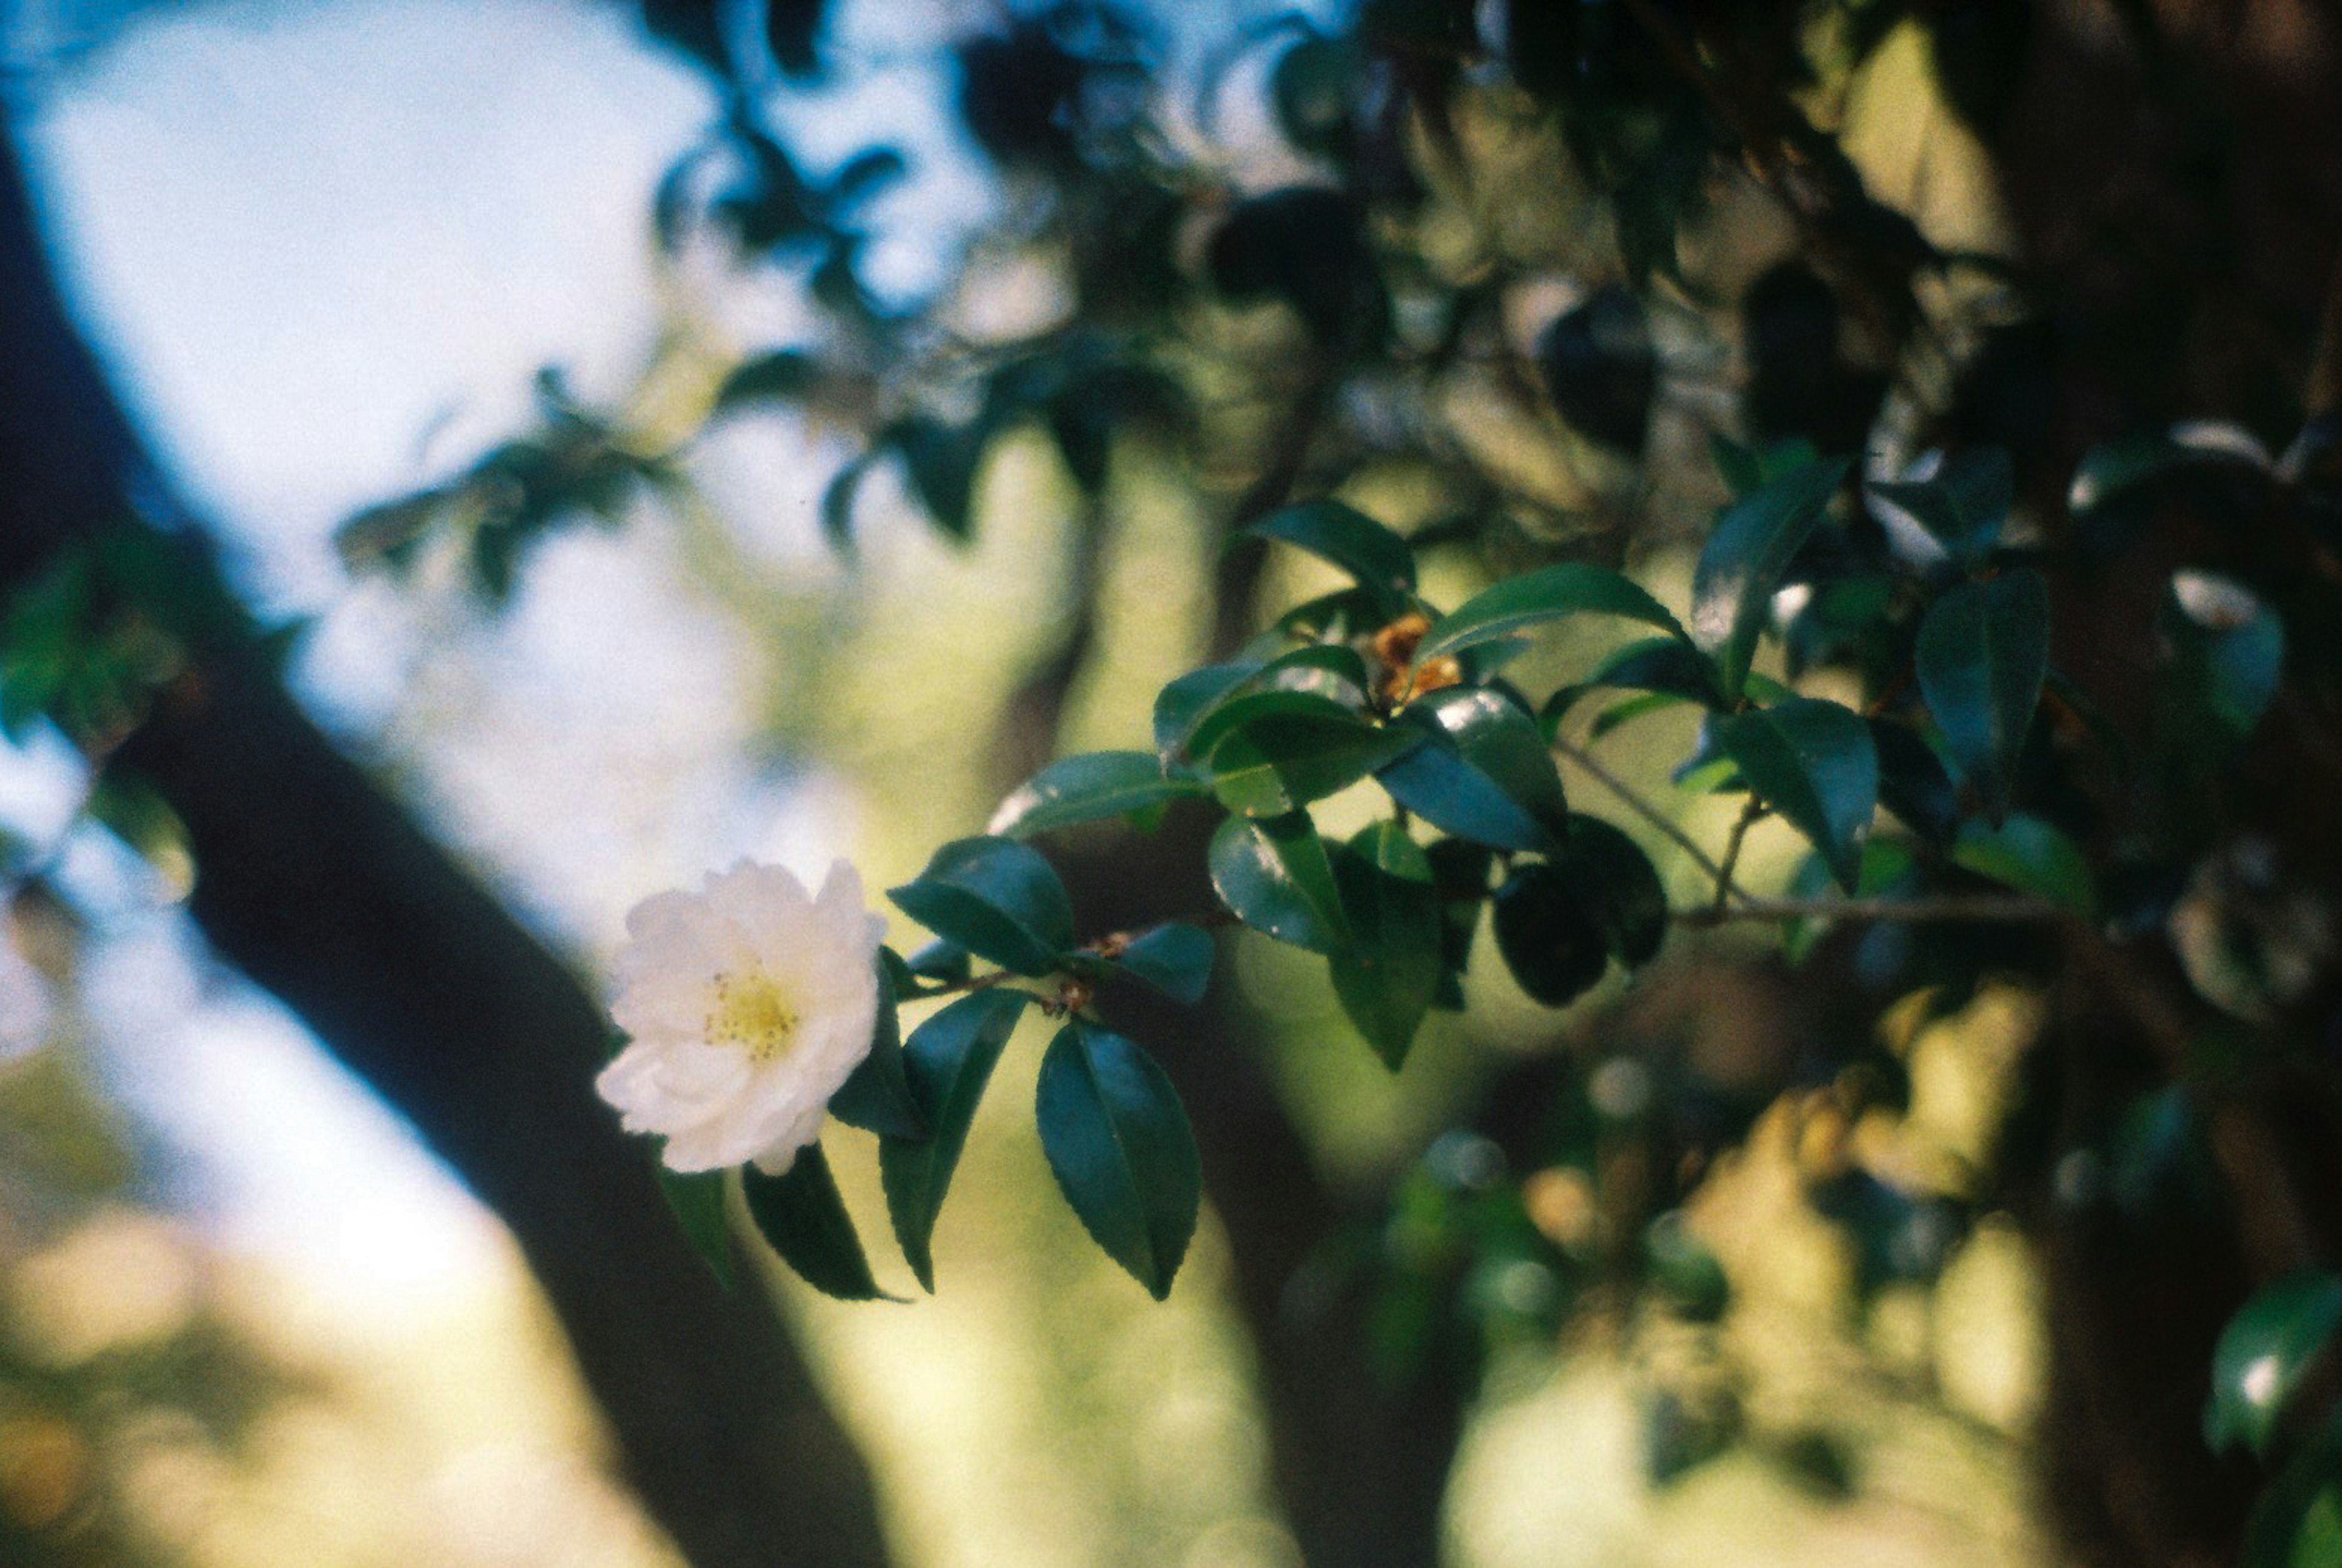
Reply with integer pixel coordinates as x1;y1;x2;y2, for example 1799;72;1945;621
1712;797;1764;914
1550;733;1749;902
1675;893;2065;927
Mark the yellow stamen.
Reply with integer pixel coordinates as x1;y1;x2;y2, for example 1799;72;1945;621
705;970;800;1064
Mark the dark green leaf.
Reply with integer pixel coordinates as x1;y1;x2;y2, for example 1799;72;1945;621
742;1144;893;1301
1417;563;1686;666
1036;1022;1203;1299
1116;923;1216;1005
1427;837;1494;1009
1719;696;1877;892
1492;858;1612;1008
904;939;970;984
2208;1272;2342;1458
1208;811;1350;953
829;960;927;1140
1202;700;1419;817
657;1169;734;1291
889;836;1075;977
1689;454;1850;699
2165;571;2285;753
1247;499;1416;614
1951;814;2095;919
2244;1418;2342;1568
1871;720;1961;843
1916;568;2050;824
1330;823;1443;1069
2066;432;2191;515
715;350;821;408
893;417;986;540
1589;690;1683;740
989;750;1207;837
1377;687;1567;854
1870;447;2013;566
878;989;1032;1291
1563;814;1669;967
1155;662;1261;759
821;458;868;556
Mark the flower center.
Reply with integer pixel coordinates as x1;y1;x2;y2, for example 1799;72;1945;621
706;970;800;1064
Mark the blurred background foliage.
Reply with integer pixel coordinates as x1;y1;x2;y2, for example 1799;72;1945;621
5;1;2342;1566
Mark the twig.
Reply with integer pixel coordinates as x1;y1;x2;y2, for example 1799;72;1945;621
1674;893;2064;927
1712;797;1764;913
1550;733;1749;902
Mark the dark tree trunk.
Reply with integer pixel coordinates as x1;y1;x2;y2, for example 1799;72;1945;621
0;127;894;1568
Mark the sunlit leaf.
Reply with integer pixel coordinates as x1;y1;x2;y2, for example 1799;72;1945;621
2208;1272;2342;1458
1417;563;1686;666
989;751;1207;837
1247;499;1416;615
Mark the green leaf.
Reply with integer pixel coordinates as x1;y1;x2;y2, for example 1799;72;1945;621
1426;837;1493;1009
1871;719;1961;843
742;1144;893;1301
1377;687;1568;854
829;960;927;1140
1782;838;1921;964
1202;699;1420;817
656;1169;734;1291
1719;697;1878;892
1208;811;1350;953
1116;923;1216;1005
1491;859;1612;1008
1155;662;1260;759
989;750;1206;837
1916;568;2050;825
1689;454;1851;699
2208;1272;2342;1458
2245;1420;2342;1568
1247;499;1416;615
889;836;1075;978
1869;447;2013;566
821;458;868;556
715;350;820;408
2066;431;2191;515
1035;1022;1204;1299
1950;814;2095;919
1589;690;1686;740
1562;814;1669;967
2165;571;2285;753
878;989;1032;1291
1329;823;1443;1069
1416;563;1687;667
893;417;986;540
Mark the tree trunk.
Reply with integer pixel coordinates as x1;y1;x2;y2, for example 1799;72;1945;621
0;127;894;1568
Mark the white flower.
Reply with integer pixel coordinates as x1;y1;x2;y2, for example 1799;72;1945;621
596;859;885;1175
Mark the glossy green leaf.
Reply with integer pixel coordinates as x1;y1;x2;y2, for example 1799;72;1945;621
1689;454;1851;698
2066;431;2191;515
1416;562;1686;666
656;1169;734;1291
1869;447;2013;566
1116;922;1216;1005
1155;662;1260;759
829;959;926;1140
1950;814;2096;919
989;750;1206;837
1208;811;1350;953
1247;499;1416;614
1916;568;2050;825
1036;1022;1203;1299
1719;696;1877;892
1186;688;1367;764
2208;1272;2342;1458
1375;686;1568;854
1491;859;1611;1008
1201;698;1420;817
889;836;1075;977
1330;823;1442;1069
878;989;1032;1291
742;1144;893;1301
